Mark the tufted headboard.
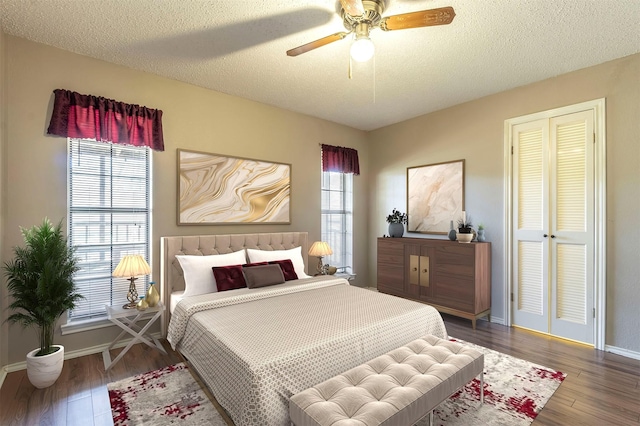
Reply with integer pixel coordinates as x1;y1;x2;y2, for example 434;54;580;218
159;232;309;334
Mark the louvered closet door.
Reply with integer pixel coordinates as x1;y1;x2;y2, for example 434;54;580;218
549;111;594;344
512;111;594;344
512;119;550;333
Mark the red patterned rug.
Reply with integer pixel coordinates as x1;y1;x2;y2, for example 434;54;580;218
107;363;226;426
108;340;565;425
420;338;566;425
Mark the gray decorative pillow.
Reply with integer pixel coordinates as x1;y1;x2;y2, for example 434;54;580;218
243;264;285;289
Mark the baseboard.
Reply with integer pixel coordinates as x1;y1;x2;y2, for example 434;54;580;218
488;316;505;325
5;332;163;373
605;344;640;360
0;366;7;389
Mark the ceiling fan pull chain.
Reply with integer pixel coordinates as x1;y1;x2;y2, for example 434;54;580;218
348;55;353;79
373;54;376;103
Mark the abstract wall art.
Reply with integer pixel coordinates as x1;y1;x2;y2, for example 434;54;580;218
406;159;464;234
178;149;291;225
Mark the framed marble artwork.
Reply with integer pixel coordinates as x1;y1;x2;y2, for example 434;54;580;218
178;149;291;225
406;159;464;234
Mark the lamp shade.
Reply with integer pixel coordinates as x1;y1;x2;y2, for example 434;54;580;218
113;254;151;278
308;241;333;257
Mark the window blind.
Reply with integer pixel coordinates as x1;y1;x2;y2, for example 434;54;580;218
68;139;151;321
320;171;353;272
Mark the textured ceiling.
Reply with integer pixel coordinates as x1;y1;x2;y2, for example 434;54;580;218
1;0;639;131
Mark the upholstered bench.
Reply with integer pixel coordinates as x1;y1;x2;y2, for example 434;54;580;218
289;335;484;426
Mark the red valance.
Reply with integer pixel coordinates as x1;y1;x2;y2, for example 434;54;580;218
321;144;360;175
47;89;164;151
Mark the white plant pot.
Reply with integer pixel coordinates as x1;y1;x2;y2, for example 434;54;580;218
26;345;64;389
456;232;474;243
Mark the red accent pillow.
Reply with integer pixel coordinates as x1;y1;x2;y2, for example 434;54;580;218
269;259;298;281
212;264;246;292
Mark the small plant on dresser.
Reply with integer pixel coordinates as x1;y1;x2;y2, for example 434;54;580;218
386;208;407;238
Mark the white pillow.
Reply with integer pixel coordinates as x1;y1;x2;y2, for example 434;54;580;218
246;246;311;279
175;250;247;297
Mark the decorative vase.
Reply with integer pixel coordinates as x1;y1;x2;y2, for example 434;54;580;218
136;296;148;311
26;345;64;389
477;229;485;242
388;223;404;238
448;220;457;241
145;282;160;307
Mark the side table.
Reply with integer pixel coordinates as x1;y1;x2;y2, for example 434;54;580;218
102;301;167;371
335;272;356;281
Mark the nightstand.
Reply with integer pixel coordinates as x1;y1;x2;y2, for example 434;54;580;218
335;272;356;281
102;301;167;371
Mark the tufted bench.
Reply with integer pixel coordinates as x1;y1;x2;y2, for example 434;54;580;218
289;335;484;426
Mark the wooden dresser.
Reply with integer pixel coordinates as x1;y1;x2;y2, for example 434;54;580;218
377;237;491;328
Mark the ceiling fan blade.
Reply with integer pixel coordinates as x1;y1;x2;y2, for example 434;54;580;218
286;32;349;57
380;6;456;31
340;0;365;17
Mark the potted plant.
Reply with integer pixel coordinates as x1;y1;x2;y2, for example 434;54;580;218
457;215;473;233
477;223;484;241
386;208;408;238
456;214;474;243
4;218;82;388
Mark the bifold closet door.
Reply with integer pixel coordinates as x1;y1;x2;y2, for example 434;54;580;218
512;111;594;344
512;119;549;334
548;111;594;344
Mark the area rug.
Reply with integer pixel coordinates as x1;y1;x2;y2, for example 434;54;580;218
418;338;567;426
108;340;565;426
107;363;226;426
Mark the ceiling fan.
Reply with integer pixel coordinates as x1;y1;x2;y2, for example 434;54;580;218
286;0;456;62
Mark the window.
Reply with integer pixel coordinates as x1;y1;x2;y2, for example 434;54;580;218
321;171;353;273
67;139;151;322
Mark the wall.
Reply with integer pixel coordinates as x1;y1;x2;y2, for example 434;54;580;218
368;53;640;353
2;36;369;365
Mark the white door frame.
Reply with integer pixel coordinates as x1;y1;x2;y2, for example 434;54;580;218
503;98;607;350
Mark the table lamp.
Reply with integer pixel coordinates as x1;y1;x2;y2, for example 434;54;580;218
308;241;333;275
113;254;151;309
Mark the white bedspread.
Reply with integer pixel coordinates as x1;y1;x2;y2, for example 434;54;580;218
167;276;448;426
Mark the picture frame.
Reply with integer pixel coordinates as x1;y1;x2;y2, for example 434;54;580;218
177;149;291;225
406;159;465;234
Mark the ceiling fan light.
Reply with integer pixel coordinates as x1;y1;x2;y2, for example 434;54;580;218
350;37;375;62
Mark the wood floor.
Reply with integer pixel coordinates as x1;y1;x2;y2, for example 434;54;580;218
1;315;638;425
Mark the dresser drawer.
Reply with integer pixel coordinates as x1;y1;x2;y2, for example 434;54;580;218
378;239;404;266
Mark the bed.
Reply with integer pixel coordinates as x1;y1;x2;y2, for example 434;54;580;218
161;232;448;426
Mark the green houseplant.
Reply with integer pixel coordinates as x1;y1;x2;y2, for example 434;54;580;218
477;223;486;242
4;218;82;388
456;214;474;243
457;215;473;233
386;208;408;238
